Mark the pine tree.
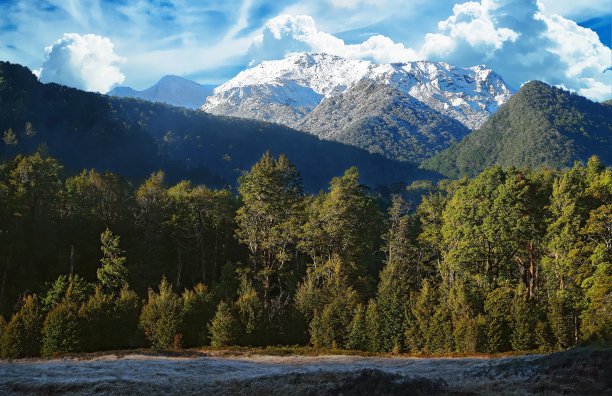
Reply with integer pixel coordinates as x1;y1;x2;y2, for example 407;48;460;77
209;301;237;347
376;195;420;352
139;278;183;350
347;304;368;350
97;229;128;294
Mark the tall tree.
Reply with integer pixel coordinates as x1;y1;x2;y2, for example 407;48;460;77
235;152;304;312
97;229;128;295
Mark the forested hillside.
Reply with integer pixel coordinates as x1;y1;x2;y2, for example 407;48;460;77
0;152;609;357
425;81;612;177
0;61;435;192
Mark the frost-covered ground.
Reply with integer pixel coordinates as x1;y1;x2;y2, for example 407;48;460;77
1;348;610;395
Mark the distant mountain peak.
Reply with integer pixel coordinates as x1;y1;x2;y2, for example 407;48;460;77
109;75;216;109
202;52;513;130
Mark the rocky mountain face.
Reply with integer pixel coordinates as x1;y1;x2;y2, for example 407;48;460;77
109;75;215;109
201;53;513;162
300;80;471;162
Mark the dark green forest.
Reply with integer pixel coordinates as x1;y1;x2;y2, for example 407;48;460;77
0;151;609;357
425;81;612;177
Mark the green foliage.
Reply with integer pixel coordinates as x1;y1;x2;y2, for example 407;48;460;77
426;81;612;177
181;283;215;347
1;295;43;358
42;274;92;312
139;278;184;350
97;229;128;294
79;287;118;352
0;61;432;193
41;301;81;357
235;152;304;315
484;285;514;352
347;304;368;351
295;256;360;348
510;284;537;351
208;301;238;347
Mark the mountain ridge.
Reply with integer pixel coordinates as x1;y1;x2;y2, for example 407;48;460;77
0;61;438;191
202;52;513;130
424;80;612;177
109;75;215;109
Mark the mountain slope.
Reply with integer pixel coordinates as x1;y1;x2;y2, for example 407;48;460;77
109;75;215;109
202;52;513;130
299;80;471;162
0;61;439;191
424;81;612;177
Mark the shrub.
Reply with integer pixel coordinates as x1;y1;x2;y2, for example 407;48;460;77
139;278;183;349
79;287;117;352
41;302;81;357
1;295;43;358
182;283;214;347
115;286;142;349
209;301;237;347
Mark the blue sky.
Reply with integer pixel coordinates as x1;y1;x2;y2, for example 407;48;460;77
0;0;610;100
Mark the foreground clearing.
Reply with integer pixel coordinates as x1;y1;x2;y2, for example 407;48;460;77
0;348;609;395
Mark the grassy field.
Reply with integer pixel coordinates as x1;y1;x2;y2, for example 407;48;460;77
1;346;610;395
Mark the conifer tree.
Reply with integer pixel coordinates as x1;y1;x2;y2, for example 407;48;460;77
182;283;215;347
41;301;81;357
97;229;128;295
1;295;43;358
235;152;304;314
209;301;237;347
139;278;183;350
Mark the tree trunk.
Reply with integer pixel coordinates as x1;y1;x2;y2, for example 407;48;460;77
70;244;75;275
176;246;182;289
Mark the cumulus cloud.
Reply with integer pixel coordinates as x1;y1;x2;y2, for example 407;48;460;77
418;0;611;100
249;14;417;65
250;0;611;101
39;33;125;93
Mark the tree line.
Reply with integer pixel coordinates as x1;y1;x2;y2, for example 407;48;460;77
0;151;609;357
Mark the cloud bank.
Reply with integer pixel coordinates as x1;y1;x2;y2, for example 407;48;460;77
39;33;125;93
249;0;611;100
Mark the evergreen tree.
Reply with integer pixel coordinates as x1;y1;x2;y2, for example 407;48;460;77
484;285;514;352
295;256;359;348
97;229;128;294
42;274;92;312
139;278;183;350
41;301;81;357
235;152;304;317
511;284;537;351
1;295;43;358
209;301;237;347
347;304;368;350
181;283;215;347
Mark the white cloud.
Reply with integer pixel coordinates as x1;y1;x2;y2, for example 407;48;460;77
39;33;125;93
249;14;418;65
249;1;611;101
416;0;611;100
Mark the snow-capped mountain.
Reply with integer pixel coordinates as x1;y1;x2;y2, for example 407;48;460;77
109;75;216;109
202;53;513;130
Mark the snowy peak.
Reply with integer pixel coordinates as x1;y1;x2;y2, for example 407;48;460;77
202;53;513;129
